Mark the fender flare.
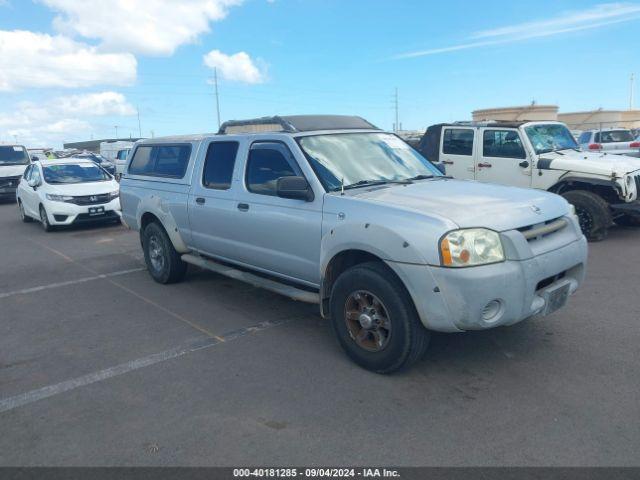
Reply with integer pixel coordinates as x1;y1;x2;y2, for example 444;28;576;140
136;197;189;253
548;175;622;196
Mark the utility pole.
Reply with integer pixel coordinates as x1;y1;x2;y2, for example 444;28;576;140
630;73;635;110
214;67;221;129
114;125;119;139
137;106;142;138
151;130;155;138
394;87;399;132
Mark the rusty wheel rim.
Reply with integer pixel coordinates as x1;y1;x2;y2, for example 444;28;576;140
344;290;392;352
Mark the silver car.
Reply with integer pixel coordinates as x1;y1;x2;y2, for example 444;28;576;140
578;129;640;157
120;115;588;373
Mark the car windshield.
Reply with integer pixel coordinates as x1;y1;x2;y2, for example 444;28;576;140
297;132;442;191
43;163;111;184
525;124;578;154
0;146;30;166
596;130;634;143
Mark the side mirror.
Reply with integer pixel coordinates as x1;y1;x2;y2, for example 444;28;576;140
27;178;39;188
434;163;446;175
276;176;314;201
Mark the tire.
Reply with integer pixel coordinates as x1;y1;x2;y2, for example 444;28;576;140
142;221;187;284
561;190;611;242
614;214;640;227
39;205;53;232
329;261;430;373
18;200;33;223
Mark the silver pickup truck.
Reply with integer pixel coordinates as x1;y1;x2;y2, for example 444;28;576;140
120;115;588;373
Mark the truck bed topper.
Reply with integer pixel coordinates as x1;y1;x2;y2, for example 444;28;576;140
218;115;379;134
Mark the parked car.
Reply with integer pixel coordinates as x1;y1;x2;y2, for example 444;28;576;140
16;158;121;231
72;152;117;176
100;140;134;178
577;129;640;157
120;115;587;373
0;144;30;202
418;121;640;241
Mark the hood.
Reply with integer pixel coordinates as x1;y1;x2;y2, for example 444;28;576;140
541;150;640;176
0;164;29;178
348;179;569;231
47;180;118;196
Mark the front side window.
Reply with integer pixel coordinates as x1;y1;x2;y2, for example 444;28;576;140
128;144;191;178
203;142;239;190
0;146;30;166
443;128;474;156
298;132;441;192
595;130;635;143
43;164;110;184
483;130;526;159
246;144;299;196
525;124;578;154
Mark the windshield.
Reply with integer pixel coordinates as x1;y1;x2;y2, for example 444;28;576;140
43;163;111;184
596;130;634;143
297;132;442;191
525;124;578;154
0;146;30;166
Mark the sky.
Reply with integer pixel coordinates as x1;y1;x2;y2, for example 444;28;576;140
0;0;639;148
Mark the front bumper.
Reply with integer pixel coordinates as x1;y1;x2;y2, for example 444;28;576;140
44;198;121;225
388;232;588;333
0;186;17;199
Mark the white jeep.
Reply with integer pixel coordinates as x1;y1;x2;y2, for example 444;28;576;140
419;121;640;241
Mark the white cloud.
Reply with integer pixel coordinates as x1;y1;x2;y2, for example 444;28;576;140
0;91;135;147
0;30;137;91
203;49;266;84
41;0;243;56
394;2;640;59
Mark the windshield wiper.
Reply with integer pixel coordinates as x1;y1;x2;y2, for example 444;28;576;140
407;174;434;181
336;179;412;191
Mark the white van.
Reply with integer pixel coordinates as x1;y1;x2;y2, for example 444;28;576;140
0;145;30;201
100;141;134;177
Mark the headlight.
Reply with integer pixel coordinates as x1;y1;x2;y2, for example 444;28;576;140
109;190;119;199
440;228;505;267
46;193;73;202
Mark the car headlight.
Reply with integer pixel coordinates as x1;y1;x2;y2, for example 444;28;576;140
440;228;505;267
109;190;119;199
46;193;73;202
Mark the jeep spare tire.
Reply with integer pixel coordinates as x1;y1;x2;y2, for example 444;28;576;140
562;190;611;242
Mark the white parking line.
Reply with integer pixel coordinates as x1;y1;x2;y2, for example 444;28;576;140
0;268;145;300
0;319;285;414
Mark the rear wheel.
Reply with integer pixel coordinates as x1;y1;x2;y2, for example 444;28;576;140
142;222;187;284
561;190;611;242
330;261;430;373
18;200;33;223
39;205;53;232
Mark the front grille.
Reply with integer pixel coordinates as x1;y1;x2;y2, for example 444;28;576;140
67;193;111;205
0;175;21;188
73;211;119;222
517;217;567;241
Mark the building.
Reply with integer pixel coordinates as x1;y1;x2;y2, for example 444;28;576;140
63;138;143;153
472;103;559;122
557;109;640;130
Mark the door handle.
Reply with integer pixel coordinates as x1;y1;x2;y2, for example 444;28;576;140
195;197;205;205
478;162;492;168
442;160;454;165
237;203;249;212
519;161;530;168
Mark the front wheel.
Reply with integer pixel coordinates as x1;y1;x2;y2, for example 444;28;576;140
142;222;187;284
39;205;53;232
561;190;611;242
330;261;430;373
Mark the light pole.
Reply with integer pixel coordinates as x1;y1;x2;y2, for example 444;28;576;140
114;125;119;139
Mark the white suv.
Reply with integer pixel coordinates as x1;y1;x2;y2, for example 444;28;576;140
419;121;640;241
577;129;640;157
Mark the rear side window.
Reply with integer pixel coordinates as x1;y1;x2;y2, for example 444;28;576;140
595;130;634;143
483;130;526;159
128;144;191;178
442;128;474;156
246;144;299;196
202;142;239;190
